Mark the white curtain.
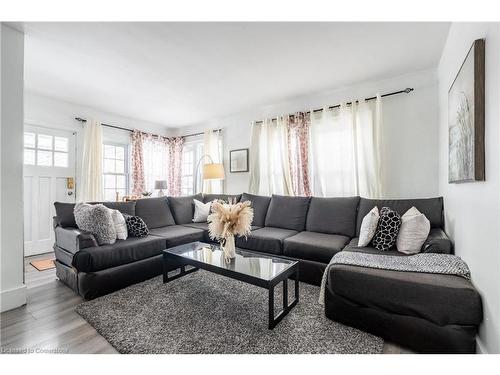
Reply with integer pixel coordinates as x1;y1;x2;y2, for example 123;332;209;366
202;129;223;194
248;118;293;195
309;95;383;198
79;119;103;202
142;135;169;193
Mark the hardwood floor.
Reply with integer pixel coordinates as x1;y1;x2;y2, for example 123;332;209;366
0;252;408;354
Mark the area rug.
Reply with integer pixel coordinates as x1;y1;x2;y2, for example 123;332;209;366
30;258;56;271
76;270;383;354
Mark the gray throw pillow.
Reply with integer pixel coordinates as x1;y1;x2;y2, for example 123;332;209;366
74;203;116;245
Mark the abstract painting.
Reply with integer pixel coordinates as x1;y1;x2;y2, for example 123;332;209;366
448;39;485;183
229;148;249;173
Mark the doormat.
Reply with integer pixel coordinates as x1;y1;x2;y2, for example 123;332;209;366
30;258;56;271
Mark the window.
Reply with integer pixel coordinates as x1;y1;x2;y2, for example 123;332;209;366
181;134;222;196
24;132;69;168
103;144;128;201
181;139;205;196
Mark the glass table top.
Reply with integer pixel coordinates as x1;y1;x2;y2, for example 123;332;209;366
164;242;297;281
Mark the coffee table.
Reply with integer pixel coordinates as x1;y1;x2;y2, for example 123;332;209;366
163;241;299;329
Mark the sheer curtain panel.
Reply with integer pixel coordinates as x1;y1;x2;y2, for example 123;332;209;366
80;119;103;201
248;118;293;196
309;96;383;198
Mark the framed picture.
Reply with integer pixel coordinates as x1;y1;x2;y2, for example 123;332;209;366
229;148;249;173
448;38;485;183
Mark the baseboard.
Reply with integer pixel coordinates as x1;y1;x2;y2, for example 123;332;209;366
476;336;488;354
0;284;27;312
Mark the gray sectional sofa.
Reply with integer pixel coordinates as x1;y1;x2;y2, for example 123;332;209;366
52;193;482;353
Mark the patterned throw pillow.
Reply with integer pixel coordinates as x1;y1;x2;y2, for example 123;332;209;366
372;207;401;251
124;215;149;237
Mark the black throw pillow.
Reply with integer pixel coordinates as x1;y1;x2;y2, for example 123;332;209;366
372;207;401;251
124;214;149;237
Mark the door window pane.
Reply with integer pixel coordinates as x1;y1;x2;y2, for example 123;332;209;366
37;150;53;166
54;137;68;152
24;132;36;148
37;134;53;150
54;152;68;167
24;149;35;165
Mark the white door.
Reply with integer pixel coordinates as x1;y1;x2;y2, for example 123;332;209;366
23;125;77;256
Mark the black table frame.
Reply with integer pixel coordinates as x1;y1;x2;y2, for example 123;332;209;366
163;249;299;329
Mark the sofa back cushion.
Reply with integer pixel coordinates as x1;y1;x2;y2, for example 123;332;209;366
306;196;359;237
54;201;136;228
265;195;310;231
203;194;242;203
356;197;444;236
135;197;176;229
240;193;271;227
168;193;203;224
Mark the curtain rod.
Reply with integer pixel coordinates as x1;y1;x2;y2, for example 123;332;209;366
254;87;414;124
74;117;221;139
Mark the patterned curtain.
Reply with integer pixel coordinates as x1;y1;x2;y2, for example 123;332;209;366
131;130;145;195
286;112;311;196
167;137;184;196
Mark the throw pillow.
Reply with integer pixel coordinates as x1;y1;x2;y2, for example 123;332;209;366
358;206;380;247
372;207;401;251
124;214;149;237
396;206;431;255
74;203;116;245
193;199;211;223
111;209;128;240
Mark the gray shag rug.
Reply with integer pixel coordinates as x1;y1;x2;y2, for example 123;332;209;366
76;270;383;354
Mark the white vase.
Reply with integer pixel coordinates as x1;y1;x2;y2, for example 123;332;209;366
222;235;236;260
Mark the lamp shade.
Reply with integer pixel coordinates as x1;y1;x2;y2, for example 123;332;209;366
202;163;225;180
154;180;168;189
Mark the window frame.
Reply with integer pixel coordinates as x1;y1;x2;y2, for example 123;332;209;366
102;142;130;201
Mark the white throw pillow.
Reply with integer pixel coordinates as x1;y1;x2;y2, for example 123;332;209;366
193;199;211;223
358;206;380;247
111;209;128;240
396;206;430;255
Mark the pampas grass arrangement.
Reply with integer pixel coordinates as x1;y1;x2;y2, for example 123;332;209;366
208;200;253;260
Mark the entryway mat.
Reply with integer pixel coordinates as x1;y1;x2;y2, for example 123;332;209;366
30;258;56;271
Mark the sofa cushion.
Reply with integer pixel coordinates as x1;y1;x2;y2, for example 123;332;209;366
203;194;242;203
236;227;298;255
135;197;176;229
240;193;271;227
149;225;205;248
327;263;483;327
168;194;203;224
306;196;359;237
343;237;404;257
71;235;166;272
356;197;443;235
284;231;350;263
54;201;136;228
265;195;310;231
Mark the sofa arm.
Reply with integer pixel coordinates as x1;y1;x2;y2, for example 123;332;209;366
422;228;452;254
54;226;98;254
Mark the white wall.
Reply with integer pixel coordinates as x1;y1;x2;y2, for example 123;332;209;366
438;23;500;354
175;69;440;198
24;92;176;199
1;24;26;312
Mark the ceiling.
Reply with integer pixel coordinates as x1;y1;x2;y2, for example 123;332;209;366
21;22;450;128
